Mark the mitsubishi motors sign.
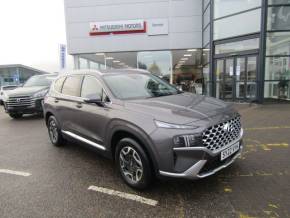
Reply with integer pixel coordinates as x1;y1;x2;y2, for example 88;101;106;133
90;19;146;36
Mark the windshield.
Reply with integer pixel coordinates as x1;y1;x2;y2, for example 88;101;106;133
103;73;181;100
24;75;56;87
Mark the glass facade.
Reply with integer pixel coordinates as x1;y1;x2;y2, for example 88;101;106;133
0;66;45;87
214;9;261;40
75;49;203;94
138;51;172;82
266;32;290;56
267;6;290;31
268;0;290;5
264;1;290;101
207;0;290;102
215;38;260;55
214;0;261;19
72;0;290;103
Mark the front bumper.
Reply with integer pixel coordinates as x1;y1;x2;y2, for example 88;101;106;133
159;129;243;180
4;98;44;114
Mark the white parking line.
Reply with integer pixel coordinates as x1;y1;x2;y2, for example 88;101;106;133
0;169;31;177
88;186;158;206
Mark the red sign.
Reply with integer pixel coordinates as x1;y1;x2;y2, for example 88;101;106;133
89;20;146;36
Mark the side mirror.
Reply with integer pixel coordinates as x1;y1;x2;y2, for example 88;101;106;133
84;97;105;106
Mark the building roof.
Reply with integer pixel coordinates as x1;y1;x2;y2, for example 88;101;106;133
0;64;48;74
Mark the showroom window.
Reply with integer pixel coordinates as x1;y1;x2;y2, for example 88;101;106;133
79;58;88;69
76;49;204;95
267;6;290;31
265;57;290;80
268;0;290;5
215;38;260;55
214;9;261;40
137;51;172;83
264;1;290;101
266;32;290;56
172;49;203;94
214;0;261;19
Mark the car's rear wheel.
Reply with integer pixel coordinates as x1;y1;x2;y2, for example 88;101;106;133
9;113;23;119
115;138;153;190
47;116;65;146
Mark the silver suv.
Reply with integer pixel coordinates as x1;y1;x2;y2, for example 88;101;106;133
44;69;243;189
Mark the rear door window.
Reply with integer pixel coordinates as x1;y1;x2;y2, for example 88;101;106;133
54;77;66;93
62;75;83;97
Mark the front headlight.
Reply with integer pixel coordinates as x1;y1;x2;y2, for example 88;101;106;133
154;120;198;129
173;134;201;147
33;90;48;98
2;92;9;101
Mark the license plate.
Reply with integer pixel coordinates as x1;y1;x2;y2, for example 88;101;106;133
221;142;240;161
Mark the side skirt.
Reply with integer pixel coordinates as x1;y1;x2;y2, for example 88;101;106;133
62;130;106;151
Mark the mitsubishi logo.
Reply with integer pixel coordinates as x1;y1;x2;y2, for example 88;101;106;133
223;123;231;132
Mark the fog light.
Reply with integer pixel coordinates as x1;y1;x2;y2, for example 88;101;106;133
173;135;199;147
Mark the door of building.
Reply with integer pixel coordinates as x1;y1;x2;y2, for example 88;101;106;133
215;55;258;101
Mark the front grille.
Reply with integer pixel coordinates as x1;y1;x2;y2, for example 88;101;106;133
202;116;241;152
6;96;35;108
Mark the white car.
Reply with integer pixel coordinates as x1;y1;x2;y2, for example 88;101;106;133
0;85;18;105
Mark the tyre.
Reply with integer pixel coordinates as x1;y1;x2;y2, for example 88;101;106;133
9;113;23;119
47;115;65;146
115;138;153;190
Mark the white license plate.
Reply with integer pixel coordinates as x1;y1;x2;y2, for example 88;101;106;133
220;142;240;161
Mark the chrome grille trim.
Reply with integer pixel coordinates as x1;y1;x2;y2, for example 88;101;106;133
6;96;34;108
202;116;242;152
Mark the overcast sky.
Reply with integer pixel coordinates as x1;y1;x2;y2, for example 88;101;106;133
0;0;73;73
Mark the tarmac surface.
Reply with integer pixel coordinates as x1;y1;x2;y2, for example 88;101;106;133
0;104;289;218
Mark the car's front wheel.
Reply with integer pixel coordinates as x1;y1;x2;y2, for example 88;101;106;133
47;116;65;146
115;138;153;189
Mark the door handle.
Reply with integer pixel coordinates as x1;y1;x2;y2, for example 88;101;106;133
76;103;82;108
54;99;59;103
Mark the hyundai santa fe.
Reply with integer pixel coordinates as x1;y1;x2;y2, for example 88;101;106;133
44;69;243;189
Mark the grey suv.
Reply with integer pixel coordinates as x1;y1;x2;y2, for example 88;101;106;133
44;70;243;189
3;74;57;119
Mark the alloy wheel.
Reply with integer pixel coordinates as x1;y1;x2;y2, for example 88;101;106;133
119;146;143;184
49;119;58;143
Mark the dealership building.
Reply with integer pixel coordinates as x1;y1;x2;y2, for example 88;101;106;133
64;0;290;103
0;65;47;87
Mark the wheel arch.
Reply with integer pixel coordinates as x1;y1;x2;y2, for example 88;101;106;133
107;120;159;174
45;111;55;126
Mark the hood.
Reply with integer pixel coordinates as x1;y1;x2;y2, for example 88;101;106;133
6;86;48;97
124;93;236;124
